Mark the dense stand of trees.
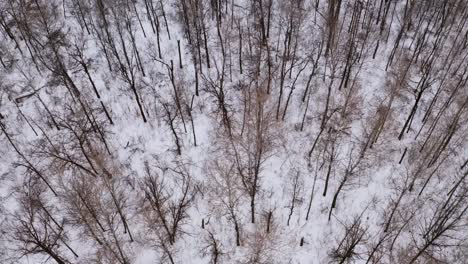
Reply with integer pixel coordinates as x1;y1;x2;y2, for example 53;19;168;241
0;0;467;263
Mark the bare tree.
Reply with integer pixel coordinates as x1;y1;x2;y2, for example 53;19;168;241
329;213;368;264
7;179;72;264
140;161;196;245
200;231;224;264
206;159;244;246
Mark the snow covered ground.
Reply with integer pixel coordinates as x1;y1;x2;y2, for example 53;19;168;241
0;0;467;263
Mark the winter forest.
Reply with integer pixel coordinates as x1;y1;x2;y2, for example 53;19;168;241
0;0;467;263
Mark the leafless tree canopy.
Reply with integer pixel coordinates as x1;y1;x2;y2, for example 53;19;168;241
0;0;467;263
